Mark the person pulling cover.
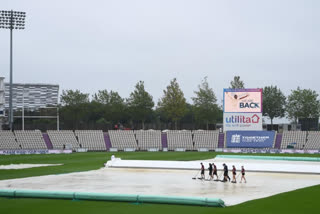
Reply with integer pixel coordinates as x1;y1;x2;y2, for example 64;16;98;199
231;165;237;183
222;163;231;182
240;166;247;183
208;163;213;180
200;163;205;179
212;163;218;180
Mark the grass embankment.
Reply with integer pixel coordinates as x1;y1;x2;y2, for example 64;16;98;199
1;152;320;214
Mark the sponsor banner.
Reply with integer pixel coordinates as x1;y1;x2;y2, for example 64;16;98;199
226;131;275;148
223;88;262;113
220;148;278;153
304;150;320;154
48;150;72;154
278;149;317;154
0;149;72;155
218;148;242;153
223;113;262;131
75;148;88;152
219;148;320;154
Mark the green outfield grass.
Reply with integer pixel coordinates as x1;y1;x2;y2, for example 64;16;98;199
1;184;319;214
1;152;320;214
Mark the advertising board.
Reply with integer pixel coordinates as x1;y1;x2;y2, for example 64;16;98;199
223;113;263;131
0;149;72;155
226;131;275;148
224;88;262;113
219;148;320;154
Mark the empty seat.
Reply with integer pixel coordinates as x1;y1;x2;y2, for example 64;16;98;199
167;130;193;151
305;131;320;149
108;130;137;150
75;130;106;151
15;130;47;149
0;131;20;150
47;130;80;149
281;131;307;149
135;130;162;150
193;130;219;150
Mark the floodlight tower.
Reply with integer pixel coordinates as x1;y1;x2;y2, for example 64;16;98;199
0;10;26;130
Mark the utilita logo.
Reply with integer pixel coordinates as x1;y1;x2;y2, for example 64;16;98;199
239;102;260;109
225;114;260;124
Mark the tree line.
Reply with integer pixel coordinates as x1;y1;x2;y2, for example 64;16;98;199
55;76;320;131
58;77;222;130
11;76;320;131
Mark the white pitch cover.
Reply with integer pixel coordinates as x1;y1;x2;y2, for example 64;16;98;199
223;113;263;131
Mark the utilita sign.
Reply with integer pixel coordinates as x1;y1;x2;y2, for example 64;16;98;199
223;113;263;131
225;114;260;124
223;88;263;131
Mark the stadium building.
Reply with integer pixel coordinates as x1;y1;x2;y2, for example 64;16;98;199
4;83;59;110
0;78;59;130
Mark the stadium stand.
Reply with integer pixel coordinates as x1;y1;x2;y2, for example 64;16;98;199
15;130;47;149
167;130;193;151
2;129;319;152
75;130;106;151
108;130;138;150
0;131;20;150
281;131;307;149
135;130;162;150
47;130;80;150
193;130;219;150
305;131;320;149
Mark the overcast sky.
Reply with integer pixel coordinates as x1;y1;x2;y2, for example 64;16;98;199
1;0;320;122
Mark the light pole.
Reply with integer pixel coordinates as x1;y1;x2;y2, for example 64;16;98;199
0;10;26;130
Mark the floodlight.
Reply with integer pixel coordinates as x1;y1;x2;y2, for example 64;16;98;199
0;10;27;130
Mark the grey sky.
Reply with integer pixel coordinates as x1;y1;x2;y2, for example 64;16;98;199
1;0;320;123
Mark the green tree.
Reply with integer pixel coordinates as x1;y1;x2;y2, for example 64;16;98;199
158;78;187;129
59;90;90;129
127;81;154;129
192;77;219;130
263;86;286;127
60;90;89;106
93;90;123;106
59;103;90;130
93;90;127;125
89;101;105;124
180;103;195;125
230;76;245;89
287;87;320;123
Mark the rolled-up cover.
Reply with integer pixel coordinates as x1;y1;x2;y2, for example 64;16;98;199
15;189;74;199
75;192;138;202
138;195;225;207
0;189;225;207
0;189;15;197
